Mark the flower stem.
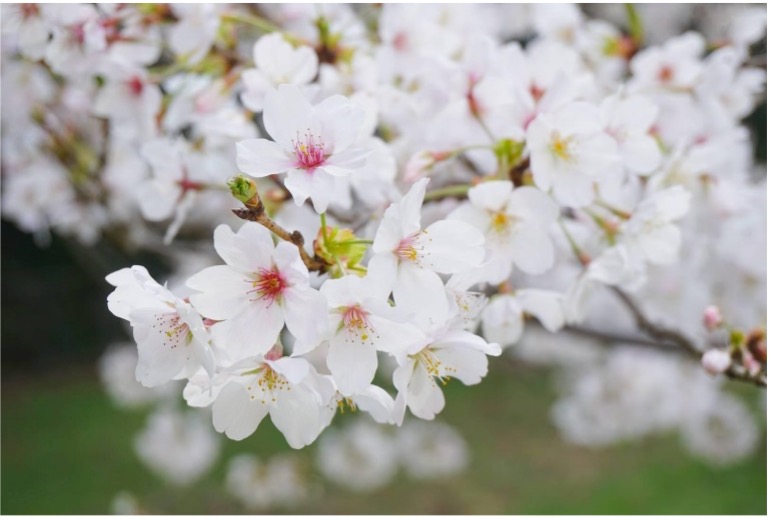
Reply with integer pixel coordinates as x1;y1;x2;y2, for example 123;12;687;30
320;212;329;245
558;219;591;266
232;190;327;272
423;184;471;202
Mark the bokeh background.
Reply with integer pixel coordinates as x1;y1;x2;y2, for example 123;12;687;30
1;2;768;515
2;216;767;514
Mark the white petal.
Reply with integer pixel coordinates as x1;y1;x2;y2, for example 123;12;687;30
212;382;269;440
327;334;379;396
419;220;485;273
517;289;565;332
213;223;274;273
187;265;250;320
236;139;294;177
405;363;446;420
270;385;325;448
507;186;559;225
282;286;330;347
263;84;313;146
509;224;555;275
468;180;513;212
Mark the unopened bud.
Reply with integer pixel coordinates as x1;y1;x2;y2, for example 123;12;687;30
227;175;258;205
701;349;731;375
404;150;451;183
746;329;767;364
742;350;762;376
702;305;723;331
314;226;368;278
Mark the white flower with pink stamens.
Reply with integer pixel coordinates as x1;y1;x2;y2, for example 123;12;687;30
236;84;372;213
186;223;330;363
392;301;501;422
294;274;424;397
105;265;215;387
369;178;486;326
210;348;335;447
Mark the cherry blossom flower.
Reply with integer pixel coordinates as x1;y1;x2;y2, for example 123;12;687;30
137;137;222;244
701;349;731;375
449;180;559;284
392;302;501;421
369;178;486;323
236;85;372;213
134;407;220;486
186;223;329;360
527;101;622;207
599;93;662;176
168;4;220;65
106;265;215;387
240;33;319;112
210;353;334;447
1;4;51;60
481;290;565;348
300;273;424;396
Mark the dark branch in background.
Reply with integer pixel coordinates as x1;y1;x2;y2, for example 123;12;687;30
611;287;767;388
563;324;683;353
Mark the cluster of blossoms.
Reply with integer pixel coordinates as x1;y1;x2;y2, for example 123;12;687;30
3;3;766;460
100;343;467;512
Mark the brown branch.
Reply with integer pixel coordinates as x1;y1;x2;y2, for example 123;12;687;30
611;287;766;388
563;324;683;353
231;191;327;273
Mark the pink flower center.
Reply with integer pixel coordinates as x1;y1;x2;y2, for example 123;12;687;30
396;231;427;263
157;313;191;349
341;304;375;343
20;4;39;19
292;131;327;171
71;23;86;45
658;65;674;84
127;76;144;97
250;267;288;306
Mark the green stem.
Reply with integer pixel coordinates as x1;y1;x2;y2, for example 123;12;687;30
423;184;471;202
341;239;373;246
624;3;644;47
474;114;497;143
220;11;281;33
320;212;329;245
559;219;591;266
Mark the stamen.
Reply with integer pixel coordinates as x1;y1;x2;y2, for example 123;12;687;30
412;347;457;387
339;304;378;344
292;130;327;171
248;267;288;306
153;313;192;349
549;133;574;161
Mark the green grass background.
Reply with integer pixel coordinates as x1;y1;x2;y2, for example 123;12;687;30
2;360;766;514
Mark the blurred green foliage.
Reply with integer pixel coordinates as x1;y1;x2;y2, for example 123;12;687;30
2;361;765;514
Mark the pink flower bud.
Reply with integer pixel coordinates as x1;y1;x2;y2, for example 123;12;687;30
403;151;451;183
742;351;762;376
702;305;723;330
701;349;731;375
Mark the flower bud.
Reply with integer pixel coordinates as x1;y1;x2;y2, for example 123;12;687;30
404;150;451;183
227;175;258;205
701;349;731;375
314;226;368;278
702;305;723;330
742;351;762;376
746;329;767;364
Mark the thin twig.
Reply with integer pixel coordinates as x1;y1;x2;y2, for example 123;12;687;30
611;287;767;388
232;192;327;273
